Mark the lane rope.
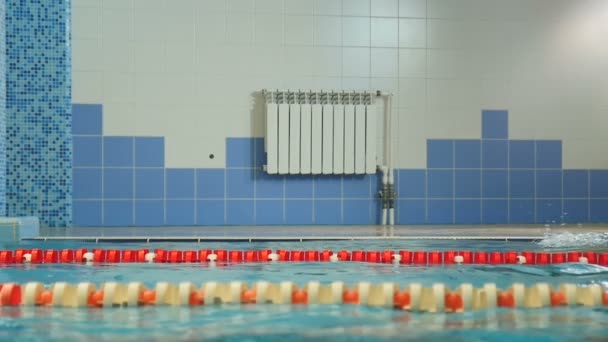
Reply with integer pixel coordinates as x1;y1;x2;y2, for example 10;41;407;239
1;281;607;311
1;249;607;266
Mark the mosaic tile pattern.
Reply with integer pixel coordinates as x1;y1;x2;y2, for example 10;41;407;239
0;0;6;216
72;105;608;226
6;0;72;226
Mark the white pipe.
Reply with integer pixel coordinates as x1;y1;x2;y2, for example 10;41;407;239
386;95;395;226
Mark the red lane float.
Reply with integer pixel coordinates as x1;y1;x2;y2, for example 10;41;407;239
1;249;607;266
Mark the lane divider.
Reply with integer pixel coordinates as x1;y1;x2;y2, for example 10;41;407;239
1;249;607;266
1;282;607;311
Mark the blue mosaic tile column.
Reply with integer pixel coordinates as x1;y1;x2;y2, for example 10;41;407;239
6;0;72;226
0;0;5;216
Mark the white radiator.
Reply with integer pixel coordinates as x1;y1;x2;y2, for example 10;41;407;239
264;90;377;175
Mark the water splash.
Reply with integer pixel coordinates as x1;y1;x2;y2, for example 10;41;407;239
537;231;608;249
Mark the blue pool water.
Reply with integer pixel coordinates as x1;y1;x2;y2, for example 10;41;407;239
1;238;607;341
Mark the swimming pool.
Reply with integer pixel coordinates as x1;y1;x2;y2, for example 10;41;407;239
1;238;607;341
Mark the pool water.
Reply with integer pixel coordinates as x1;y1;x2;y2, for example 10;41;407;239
1;238;607;341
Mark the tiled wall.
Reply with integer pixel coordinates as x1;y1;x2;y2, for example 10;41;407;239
0;0;5;216
6;0;72;226
73;104;379;226
73;105;608;226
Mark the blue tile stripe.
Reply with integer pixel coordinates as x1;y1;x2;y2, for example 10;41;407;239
0;0;5;217
6;0;72;226
72;104;608;226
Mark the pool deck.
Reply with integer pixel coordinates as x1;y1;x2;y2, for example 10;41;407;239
30;225;608;242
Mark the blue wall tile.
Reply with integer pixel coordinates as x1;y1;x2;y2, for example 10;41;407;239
197;200;225;225
227;200;255;225
343;200;371;224
455;200;481;224
166;200;195;225
73;168;102;199
590;170;608;198
482;170;508;198
226;138;254;168
482;140;508;168
482;110;508;139
73;201;102;226
315;199;342;224
563;170;588;198
314;176;342;198
72;104;102;135
135;200;164;226
104;200;133;226
342;175;370;198
256;170;284;198
454;140;480;168
563;199;588;223
536;170;562;198
135;137;164;167
166;169;195;199
254;137;266;168
285;175;314;198
398;199;426;224
427;200;453;224
428;170;453;198
398;170;426;198
510;199;535;223
427;140;453;168
536;140;562;168
509;140;534;168
256;200;284;225
73;137;102;167
227;169;255;198
104;137;133;167
104;169;133;199
197;169;225;199
454;170;481;198
510;170;535;198
286;200;313;224
590;199;608;222
482;199;508;224
135;169;164;199
537;199;562;223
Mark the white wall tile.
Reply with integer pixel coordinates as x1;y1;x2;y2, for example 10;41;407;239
398;78;426;107
399;0;426;18
195;13;225;44
165;12;195;43
314;16;341;46
102;40;134;72
72;6;100;39
255;13;284;45
195;0;226;12
285;0;313;14
226;12;254;43
73;39;102;71
133;9;166;42
343;0;370;16
165;43;195;72
227;0;254;11
342;17;370;46
256;0;283;12
313;47;342;77
103;72;135;102
427;19;474;49
342;77;371;90
399;18;425;48
101;9;132;42
398;48;426;78
283;47;315;76
563;140;608;169
102;102;137;136
342;47;370;77
133;0;163;10
371;18;398;47
426;79;481;109
371;0;398;17
427;49;475;79
371;48;398;77
74;0;101;8
285;15;313;45
250;47;284;77
396;107;427;168
164;74;197;105
425;107;480;138
102;0;133;9
133;42;165;73
135;73;168;105
427;0;473;19
73;71;103;103
314;0;341;15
